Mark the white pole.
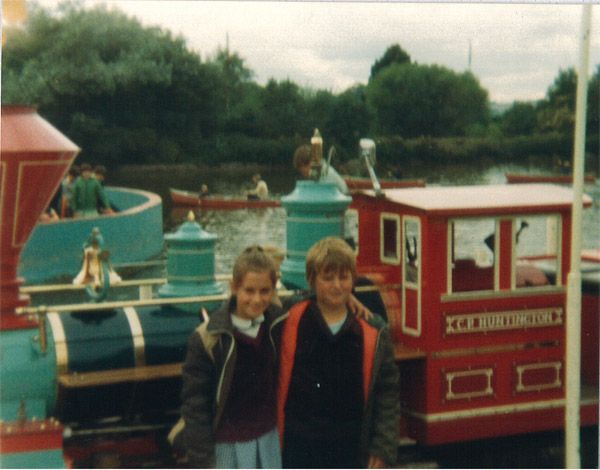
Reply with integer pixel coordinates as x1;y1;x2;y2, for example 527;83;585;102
565;4;592;469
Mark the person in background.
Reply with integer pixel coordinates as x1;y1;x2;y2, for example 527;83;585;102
278;236;399;469
199;184;210;198
93;165;108;186
39;207;59;223
176;246;284;468
93;165;119;212
293;144;356;246
293;144;349;195
60;165;79;218
245;173;269;200
71;163;113;218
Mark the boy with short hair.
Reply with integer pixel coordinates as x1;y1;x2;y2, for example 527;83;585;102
278;237;399;468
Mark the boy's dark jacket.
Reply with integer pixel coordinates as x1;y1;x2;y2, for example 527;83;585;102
174;297;399;468
277;299;399;467
177;299;287;468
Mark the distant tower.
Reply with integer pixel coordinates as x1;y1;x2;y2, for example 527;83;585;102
468;40;472;70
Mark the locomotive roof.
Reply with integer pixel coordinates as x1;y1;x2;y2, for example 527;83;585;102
363;184;593;216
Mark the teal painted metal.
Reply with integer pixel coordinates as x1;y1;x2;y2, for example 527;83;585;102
281;181;351;289
60;309;135;372
0;329;57;421
136;305;201;364
0;307;200;421
56;306;201;372
19;187;164;284
159;215;223;310
0;449;65;468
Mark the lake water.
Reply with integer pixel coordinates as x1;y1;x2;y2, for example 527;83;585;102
111;162;600;275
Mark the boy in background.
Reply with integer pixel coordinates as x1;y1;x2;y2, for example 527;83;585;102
71;163;113;217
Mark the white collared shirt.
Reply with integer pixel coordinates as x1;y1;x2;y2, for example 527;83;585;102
231;313;265;338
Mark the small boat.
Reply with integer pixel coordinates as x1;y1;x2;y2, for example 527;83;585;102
169;187;281;209
344;176;426;190
19;186;164;284
505;172;596;184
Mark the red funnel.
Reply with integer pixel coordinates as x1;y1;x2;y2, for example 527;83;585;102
0;106;79;329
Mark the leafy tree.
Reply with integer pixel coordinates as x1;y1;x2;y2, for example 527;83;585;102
221;81;264;135
257;79;308;139
367;63;488;137
2;2;222;165
546;68;577;109
535;67;599;135
302;89;336;143
327;85;373;150
211;47;254;119
535;68;576;133
500;102;538;136
587;65;599;135
370;44;411;81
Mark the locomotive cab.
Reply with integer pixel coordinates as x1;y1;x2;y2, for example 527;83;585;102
351;183;597;445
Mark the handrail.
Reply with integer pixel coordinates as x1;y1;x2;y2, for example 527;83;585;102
20;274;233;294
16;284;399;316
21;278;166;294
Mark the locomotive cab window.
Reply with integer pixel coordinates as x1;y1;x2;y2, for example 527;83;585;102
513;215;560;288
404;217;420;284
380;213;400;264
449;218;496;293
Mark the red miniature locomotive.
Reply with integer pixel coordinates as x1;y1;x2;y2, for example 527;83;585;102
351;184;598;444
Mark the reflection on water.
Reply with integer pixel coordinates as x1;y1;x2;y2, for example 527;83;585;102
116;163;599;275
170;207;287;275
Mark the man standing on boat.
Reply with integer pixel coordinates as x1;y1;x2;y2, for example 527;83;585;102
245;173;269;200
71;163;113;218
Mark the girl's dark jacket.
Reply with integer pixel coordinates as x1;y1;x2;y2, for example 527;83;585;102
175;299;288;468
173;297;399;468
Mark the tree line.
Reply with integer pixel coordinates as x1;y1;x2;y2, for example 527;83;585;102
2;3;598;171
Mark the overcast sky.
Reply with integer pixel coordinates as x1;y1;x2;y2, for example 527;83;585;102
39;1;599;103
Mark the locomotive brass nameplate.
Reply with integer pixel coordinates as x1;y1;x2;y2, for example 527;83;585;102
445;308;563;335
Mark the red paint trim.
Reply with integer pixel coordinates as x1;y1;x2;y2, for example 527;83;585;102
64;435;159;461
277;300;308;445
499;220;513;290
405;401;598;445
359;318;378;401
0;420;63;453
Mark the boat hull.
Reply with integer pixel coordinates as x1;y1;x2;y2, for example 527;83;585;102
505;172;597;184
344;177;426;190
18;187;164;284
169;188;281;209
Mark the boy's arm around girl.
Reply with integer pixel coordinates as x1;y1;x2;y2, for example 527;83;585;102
179;307;399;468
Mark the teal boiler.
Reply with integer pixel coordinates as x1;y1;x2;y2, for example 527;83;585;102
0;305;203;425
280;181;351;289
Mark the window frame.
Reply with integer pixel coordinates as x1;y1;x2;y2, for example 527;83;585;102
379;212;401;265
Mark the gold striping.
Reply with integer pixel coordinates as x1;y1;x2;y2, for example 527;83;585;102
47;312;68;374
124;307;146;367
